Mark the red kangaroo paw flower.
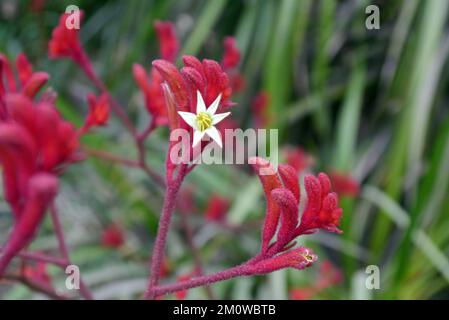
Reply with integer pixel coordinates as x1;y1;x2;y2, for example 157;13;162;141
82;92;109;131
329;170;360;198
133;64;168;126
221;37;240;70
101;223;125;248
221;37;244;93
250;157;282;252
0;173;59;277
154;20;179;63
298;173;343;234
48;12;84;61
251;91;270;128
205;194;230;222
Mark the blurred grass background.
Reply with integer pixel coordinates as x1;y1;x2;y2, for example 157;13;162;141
1;0;449;299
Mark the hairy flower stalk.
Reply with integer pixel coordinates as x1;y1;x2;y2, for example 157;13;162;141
145;163;187;299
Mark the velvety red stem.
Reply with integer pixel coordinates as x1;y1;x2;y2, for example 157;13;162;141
145;164;187;299
152;263;252;297
0;248;67;267
50;204;93;300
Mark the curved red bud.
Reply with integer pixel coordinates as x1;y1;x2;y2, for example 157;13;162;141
22;72;49;98
0;173;59;277
271;188;298;246
247;247;317;275
152;59;189;111
16;53;33;87
250;157;282;252
154;20;179;63
221;37;240;70
278;164;300;203
318;172;331;196
182;55;203;72
133;63;149;93
181;66;205;98
304;175;321;216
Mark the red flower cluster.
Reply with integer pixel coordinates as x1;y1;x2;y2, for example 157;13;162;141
152;55;235;180
101;223;125;248
80;92;110;133
250;157;343;260
0;53;80;276
329;170;360;198
48;12;84;62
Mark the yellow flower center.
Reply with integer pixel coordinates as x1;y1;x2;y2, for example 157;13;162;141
300;250;314;262
196;112;212;132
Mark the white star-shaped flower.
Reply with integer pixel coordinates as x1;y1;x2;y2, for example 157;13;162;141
178;91;231;148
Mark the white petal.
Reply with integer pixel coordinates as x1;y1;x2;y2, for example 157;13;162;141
196;90;206;113
212;112;231;125
207;93;222;115
205;126;223;148
192;130;206;147
178;111;197;129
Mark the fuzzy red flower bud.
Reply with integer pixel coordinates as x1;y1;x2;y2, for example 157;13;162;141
0;173;59;276
15;53;33;87
271;188;298;245
250;157;282;252
22;72;49;99
133;64;168;126
221;37;240;70
248;247;317;275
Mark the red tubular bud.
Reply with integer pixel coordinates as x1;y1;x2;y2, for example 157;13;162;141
22;72;49;99
0;173;59;277
247;247;317;275
249;157;282;252
16;53;33;87
154;20;179;63
271;188;299;246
